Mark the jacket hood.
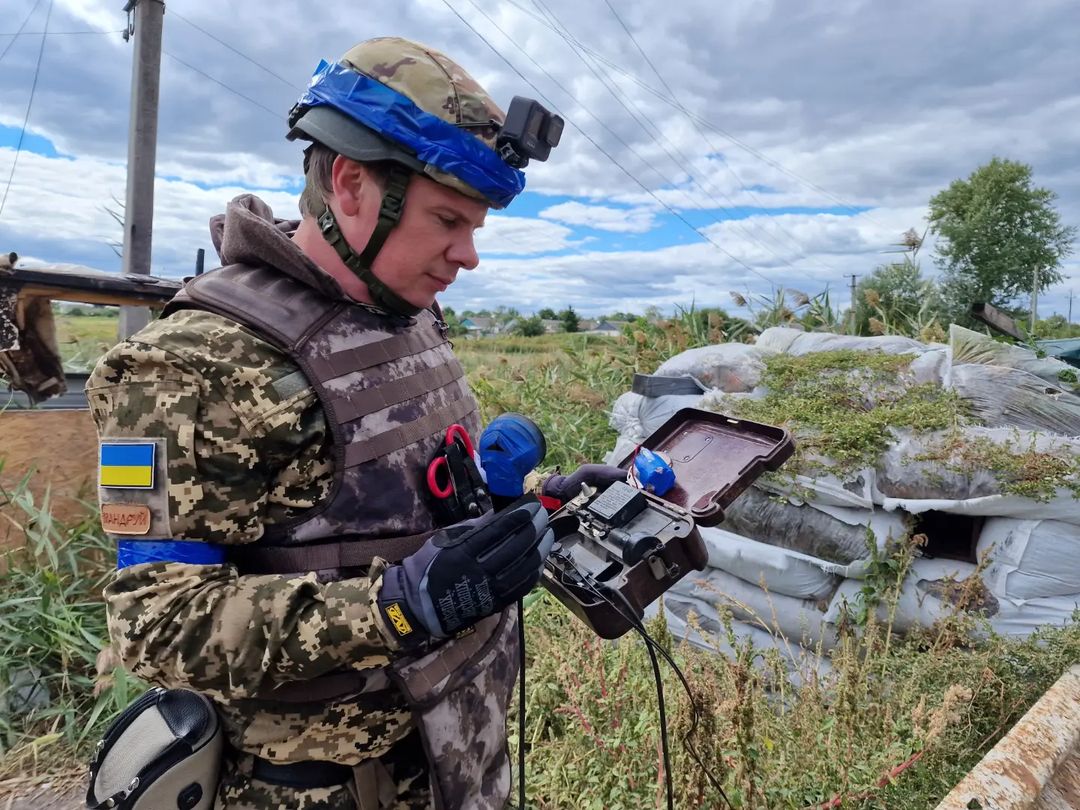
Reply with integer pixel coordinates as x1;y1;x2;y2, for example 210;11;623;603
209;194;345;299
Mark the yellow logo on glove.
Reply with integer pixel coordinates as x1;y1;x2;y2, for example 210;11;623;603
386;603;413;636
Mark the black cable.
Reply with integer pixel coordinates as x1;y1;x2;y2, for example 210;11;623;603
0;0;43;64
552;553;734;808
442;0;783;290
517;596;527;810
500;0;887;227
0;0;52;220
167;9;302;92
532;0;835;281
161;49;280;120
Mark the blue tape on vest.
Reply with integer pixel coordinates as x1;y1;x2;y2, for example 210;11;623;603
117;540;227;569
297;61;525;208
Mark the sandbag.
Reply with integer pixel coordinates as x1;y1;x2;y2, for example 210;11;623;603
823;558;992;635
910;348;949;385
987;594;1080;637
977;518;1080;601
699;527;840;601
950;324;1078;387
672;565;832;648
607;390;703;444
653;343;768;393
875;427;1080;510
949;363;1080;436
647;599;834;681
754;327;927;357
723;486;907;566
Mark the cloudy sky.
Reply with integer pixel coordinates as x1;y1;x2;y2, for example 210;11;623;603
1;0;1078;320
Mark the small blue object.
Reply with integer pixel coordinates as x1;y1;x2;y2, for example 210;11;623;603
117;540;227;569
633;448;677;497
297;61;526;208
478;414;547;498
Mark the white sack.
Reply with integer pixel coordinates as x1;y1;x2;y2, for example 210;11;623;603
949;364;1080;436
672;566;832;648
977;518;1080;601
699;527;841;601
654;343;768;393
651;597;834;681
950;324;1079;387
755;327;927;357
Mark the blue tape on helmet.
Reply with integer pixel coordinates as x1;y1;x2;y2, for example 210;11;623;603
297;61;526;208
117;540;227;569
633;448;677;497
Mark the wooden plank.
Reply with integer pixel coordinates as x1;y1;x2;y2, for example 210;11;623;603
970;302;1026;341
0;409;99;550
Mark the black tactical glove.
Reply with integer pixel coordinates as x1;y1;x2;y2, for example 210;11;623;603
376;496;554;648
542;464;627;504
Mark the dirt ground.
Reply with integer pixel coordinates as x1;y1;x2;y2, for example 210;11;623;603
1;776;85;810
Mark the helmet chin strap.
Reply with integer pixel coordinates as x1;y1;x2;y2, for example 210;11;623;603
317;165;421;317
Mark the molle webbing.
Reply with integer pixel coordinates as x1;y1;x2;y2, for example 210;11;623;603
330;359;464;425
306;326;448;379
344;395;477;468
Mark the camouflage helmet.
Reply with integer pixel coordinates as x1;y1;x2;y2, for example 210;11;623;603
287;37;522;208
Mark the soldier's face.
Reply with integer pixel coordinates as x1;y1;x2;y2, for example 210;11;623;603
368;175;489;309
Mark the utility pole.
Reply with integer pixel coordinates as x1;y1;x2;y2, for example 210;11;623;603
119;0;165;338
847;274;859;335
1068;289;1074;324
1030;265;1039;334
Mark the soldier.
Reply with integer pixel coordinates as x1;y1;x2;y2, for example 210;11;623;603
86;36;611;810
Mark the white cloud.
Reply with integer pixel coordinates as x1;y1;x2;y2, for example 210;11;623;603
1;0;1078;320
475;215;577;255
539;201;657;233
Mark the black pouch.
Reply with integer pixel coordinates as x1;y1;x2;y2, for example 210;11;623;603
86;687;223;810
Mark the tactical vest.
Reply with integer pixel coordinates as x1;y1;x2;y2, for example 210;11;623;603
165;262;518;810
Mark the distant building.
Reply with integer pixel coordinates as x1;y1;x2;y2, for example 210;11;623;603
584;319;628;336
459;316;498;337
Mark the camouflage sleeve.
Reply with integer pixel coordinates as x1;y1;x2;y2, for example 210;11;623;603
87;311;401;696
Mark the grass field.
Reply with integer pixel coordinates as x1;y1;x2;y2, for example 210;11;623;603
2;313;1078;808
52;311;119;372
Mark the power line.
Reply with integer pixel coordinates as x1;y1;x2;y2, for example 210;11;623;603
443;0;782;288
501;0;881;224
0;0;53;219
167;9;302;92
162;49;281;120
600;0;843;271
536;0;834;279
0;0;43;64
0;29;125;36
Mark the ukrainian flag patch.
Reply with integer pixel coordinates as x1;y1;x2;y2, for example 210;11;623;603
99;442;156;488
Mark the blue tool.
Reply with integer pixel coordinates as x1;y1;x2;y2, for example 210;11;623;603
478;413;547;500
632;448;677;497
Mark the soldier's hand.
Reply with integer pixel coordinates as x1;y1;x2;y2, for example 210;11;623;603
542;464;627;505
376;496;554;647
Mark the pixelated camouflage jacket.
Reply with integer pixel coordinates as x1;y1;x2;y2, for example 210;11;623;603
88;197;421;764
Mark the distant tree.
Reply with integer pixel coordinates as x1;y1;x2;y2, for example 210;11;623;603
438;306;467;338
494;305;520;324
513;315;545;337
854;256;942;336
928;157;1076;325
559;306;580;333
536;307;557;320
1036;314;1080;339
604;311;639;322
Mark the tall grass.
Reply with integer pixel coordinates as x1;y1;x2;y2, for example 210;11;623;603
0;474;136;781
2;318;1078;808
